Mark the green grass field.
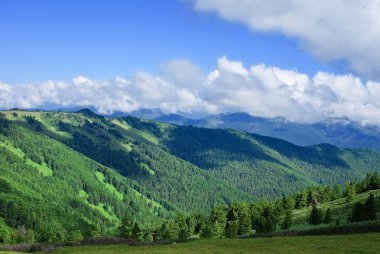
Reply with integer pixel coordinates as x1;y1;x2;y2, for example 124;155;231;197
34;233;379;254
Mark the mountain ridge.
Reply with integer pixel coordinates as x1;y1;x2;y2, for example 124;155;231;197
147;111;380;151
1;109;380;241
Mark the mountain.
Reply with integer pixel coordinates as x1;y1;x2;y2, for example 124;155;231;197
0;115;177;240
155;114;196;126
154;112;380;151
0;110;252;215
1;109;380;241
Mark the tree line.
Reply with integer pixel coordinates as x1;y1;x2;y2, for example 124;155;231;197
135;173;379;240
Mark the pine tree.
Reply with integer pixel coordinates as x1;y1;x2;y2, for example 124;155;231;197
237;203;252;235
345;183;357;202
365;194;377;220
308;205;323;225
119;212;134;238
296;191;308;208
132;222;142;240
282;196;295;211
349;203;366;222
255;206;279;233
324;208;332;224
225;220;239;238
281;210;293;230
200;223;214;239
160;220;180;239
209;206;228;236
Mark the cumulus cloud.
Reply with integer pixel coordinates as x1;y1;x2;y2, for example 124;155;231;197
193;0;380;79
1;57;380;125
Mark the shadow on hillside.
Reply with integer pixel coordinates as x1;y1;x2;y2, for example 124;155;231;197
162;126;293;170
251;133;350;169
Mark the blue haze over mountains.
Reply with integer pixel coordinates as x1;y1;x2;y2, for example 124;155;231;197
125;110;380;151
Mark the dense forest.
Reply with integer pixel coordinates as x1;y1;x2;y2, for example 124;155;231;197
1;109;380;245
150;172;380;240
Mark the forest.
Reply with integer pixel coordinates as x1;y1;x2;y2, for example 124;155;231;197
0;110;380;246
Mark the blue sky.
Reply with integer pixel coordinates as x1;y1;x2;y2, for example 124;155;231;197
1;0;380;125
0;0;338;83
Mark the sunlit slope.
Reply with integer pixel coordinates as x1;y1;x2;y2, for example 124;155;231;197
0;116;177;238
0;110;253;213
2;109;380;211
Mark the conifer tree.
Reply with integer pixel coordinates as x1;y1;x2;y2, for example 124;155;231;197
308;205;323;225
296;191;308;208
237;203;252;235
365;194;377;220
324;208;332;224
119;212;134;238
345;183;357;202
200;223;214;239
132;222;142;240
160;220;180;240
225;220;239;238
281;210;293;230
349;203;366;222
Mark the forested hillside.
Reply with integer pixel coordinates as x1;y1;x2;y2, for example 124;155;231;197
0;116;178;242
154;112;380;151
0;111;253;215
124;117;380;198
1;109;380;243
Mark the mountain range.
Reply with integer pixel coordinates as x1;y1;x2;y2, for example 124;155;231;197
140;111;380;151
0;109;380;237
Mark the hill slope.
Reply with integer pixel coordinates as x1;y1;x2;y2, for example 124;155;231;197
125;117;380;198
2;110;380;204
154;112;380;151
0;111;253;215
0;116;178;240
1;109;380;242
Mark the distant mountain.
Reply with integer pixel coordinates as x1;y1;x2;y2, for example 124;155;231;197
155;114;196;125
110;108;167;119
154;112;380;151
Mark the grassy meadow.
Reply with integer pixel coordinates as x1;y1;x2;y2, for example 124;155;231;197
28;233;380;254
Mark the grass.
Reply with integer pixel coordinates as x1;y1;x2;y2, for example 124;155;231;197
95;171;124;201
130;188;163;212
78;188;119;224
1;111;72;140
0;141;53;176
49;233;380;254
111;119;159;145
140;163;155;175
78;186;119;224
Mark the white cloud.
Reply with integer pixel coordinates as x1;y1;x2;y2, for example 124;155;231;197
1;57;380;125
193;0;380;79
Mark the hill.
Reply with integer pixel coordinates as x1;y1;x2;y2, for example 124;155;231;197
124;116;380;198
1;109;380;243
0;116;180;242
0;110;252;216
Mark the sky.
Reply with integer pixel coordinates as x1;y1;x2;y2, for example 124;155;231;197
1;0;380;125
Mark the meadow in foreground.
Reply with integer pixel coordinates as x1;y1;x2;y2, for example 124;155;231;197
52;233;380;254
